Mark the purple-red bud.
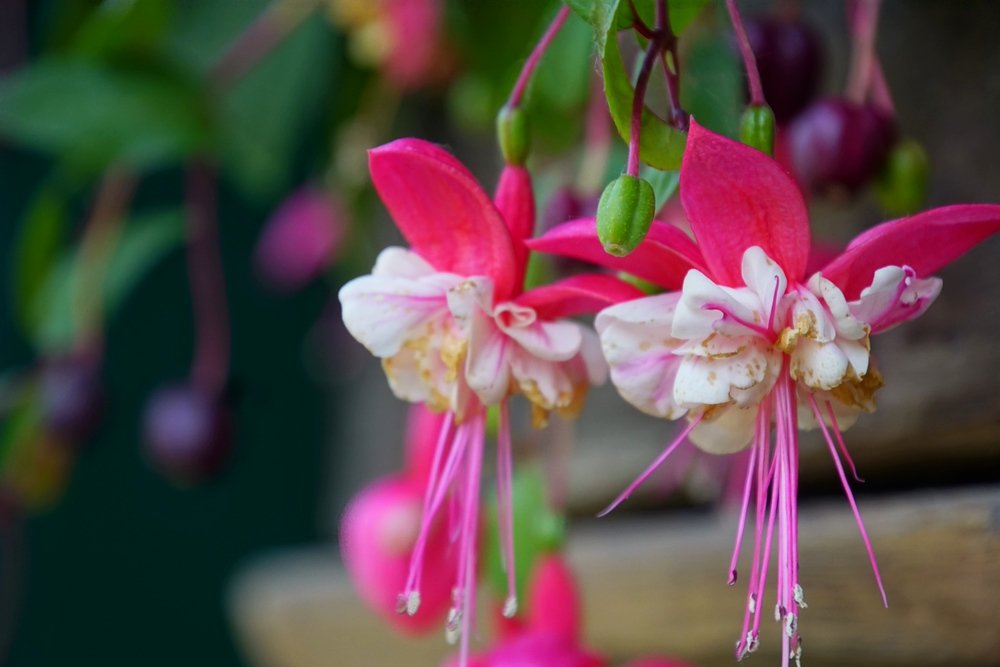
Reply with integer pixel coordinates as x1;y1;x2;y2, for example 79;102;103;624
142;383;232;483
255;187;346;293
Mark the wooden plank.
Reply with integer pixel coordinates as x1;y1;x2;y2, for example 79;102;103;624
229;486;1000;667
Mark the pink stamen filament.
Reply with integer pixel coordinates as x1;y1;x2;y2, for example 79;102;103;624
455;416;485;662
505;6;571;110
824;401;865;483
598;414;703;517
403;420;472;608
807;393;888;608
496;401;518;616
728;421;761;585
702;302;776;341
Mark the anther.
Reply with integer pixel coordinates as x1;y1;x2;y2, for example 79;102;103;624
793;583;808;608
445;607;461;645
405;591;421;616
502;595;518;618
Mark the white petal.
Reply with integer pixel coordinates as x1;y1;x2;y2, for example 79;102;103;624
339;271;459;358
740;246;787;324
850;266;942;334
790;338;850;391
371;246;436;278
673;342;772;407
673;270;766;340
497;306;582;362
598;296;686;419
577;326;608;386
808;274;866;340
689;407;757;454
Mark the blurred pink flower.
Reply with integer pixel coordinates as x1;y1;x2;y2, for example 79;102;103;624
255;186;345;292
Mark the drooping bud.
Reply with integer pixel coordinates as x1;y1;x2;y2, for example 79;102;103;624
254;186;346;293
141;383;232;483
595;174;655;257
39;355;104;443
497;105;530;166
739;104;776;155
875;137;929;216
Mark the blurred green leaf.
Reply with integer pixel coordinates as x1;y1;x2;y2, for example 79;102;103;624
12;185;68;341
485;465;565;606
70;0;173;60
217;16;335;198
32;209;185;353
640;165;679;211
0;60;207;169
681;28;742;138
568;0;709;51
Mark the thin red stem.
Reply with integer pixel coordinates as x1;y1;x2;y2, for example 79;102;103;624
506;6;571;110
627;37;661;177
725;0;766;107
846;0;882;105
209;0;316;89
186;160;229;397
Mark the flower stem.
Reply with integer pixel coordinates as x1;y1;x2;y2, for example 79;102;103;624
185;160;229;397
845;0;882;105
209;0;319;89
74;168;137;362
627;36;661;177
505;5;571;110
725;0;766;107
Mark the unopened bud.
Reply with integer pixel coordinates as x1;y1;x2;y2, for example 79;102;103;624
497;105;530;166
739;104;776;155
876;137;929;216
596;174;655;257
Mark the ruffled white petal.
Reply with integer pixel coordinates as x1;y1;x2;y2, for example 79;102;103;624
850;266;942;334
689;406;757;454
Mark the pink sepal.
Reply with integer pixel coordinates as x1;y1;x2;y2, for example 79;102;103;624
516;274;644;321
680;119;810;285
527;219;707;290
369;139;519;300
820;204;1000;299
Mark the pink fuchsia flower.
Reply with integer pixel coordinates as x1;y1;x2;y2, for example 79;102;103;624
255;186;346;292
442;554;605;667
340;474;456;634
328;0;447;91
529;119;1000;665
340;405;452;634
339;140;641;662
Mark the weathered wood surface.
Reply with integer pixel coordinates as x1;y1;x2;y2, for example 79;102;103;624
229;486;1000;667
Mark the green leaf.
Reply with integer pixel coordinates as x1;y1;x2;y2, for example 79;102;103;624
217;16;335;198
0;60;207;170
568;0;710;51
680;29;742;138
640;165;679;211
484;465;565;607
602;32;687;169
12;184;68;340
70;0;172;60
31;209;185;353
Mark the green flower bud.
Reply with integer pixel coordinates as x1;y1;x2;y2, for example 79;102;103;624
596;174;655;257
496;105;530;166
739;104;776;155
876;138;929;217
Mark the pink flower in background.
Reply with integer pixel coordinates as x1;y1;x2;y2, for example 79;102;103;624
442;554;605;667
530;119;1000;664
340;405;453;633
255;186;346;292
339;139;640;662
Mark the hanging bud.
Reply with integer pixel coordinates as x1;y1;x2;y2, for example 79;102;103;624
876;137;929;216
739;104;776;155
497;105;530;166
595;174;655;257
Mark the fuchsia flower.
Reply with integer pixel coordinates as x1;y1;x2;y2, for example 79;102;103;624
441;554;605;667
530;119;1000;665
255;186;346;292
341;405;454;633
339;140;640;662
